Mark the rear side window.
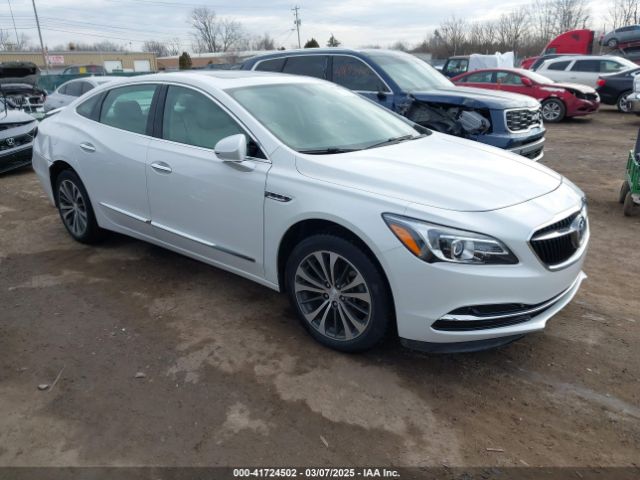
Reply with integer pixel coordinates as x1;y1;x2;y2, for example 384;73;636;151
255;58;285;72
546;60;570;71
332;56;383;91
571;60;600;72
496;71;523;85
466;71;494;83
282;56;328;79
65;82;84;97
58;84;68;95
76;93;103;120
99;84;157;135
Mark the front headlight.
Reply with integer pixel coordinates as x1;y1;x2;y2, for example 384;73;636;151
383;213;518;265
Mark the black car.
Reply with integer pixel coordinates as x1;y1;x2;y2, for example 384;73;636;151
596;67;640;112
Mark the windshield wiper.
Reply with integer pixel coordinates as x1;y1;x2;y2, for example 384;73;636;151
299;147;360;155
365;134;425;150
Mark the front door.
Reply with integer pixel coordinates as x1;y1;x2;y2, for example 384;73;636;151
146;85;270;276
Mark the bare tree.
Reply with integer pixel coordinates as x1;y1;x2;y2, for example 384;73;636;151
437;15;467;55
608;0;640;28
166;38;182;56
252;33;275;51
0;30;30;51
190;7;245;53
497;9;529;53
142;40;169;57
555;0;590;32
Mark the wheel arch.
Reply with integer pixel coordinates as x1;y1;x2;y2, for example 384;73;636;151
276;218;396;322
49;160;77;206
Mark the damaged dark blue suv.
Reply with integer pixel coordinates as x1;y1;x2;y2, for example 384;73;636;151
241;49;546;160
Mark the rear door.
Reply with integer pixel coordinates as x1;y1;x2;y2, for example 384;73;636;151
281;55;329;79
567;59;600;86
458;71;496;90
75;83;158;232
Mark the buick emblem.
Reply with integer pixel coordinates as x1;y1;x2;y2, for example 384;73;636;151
6;137;15;147
570;215;587;248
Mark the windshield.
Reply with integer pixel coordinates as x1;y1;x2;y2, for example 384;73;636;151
365;51;453;91
228;82;422;153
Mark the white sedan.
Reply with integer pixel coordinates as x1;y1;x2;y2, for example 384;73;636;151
32;72;589;353
43;76;122;112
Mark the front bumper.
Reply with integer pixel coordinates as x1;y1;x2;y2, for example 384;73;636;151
0;145;33;174
567;98;600;117
381;183;588;347
508;136;545;161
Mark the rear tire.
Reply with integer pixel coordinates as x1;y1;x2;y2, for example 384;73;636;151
619;181;631;203
54;169;105;244
623;192;637;216
617;91;633;113
285;234;392;352
541;98;566;123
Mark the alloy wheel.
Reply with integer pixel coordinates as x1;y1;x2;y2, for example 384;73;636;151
58;179;88;237
294;250;372;341
618;93;632;113
542;101;562;122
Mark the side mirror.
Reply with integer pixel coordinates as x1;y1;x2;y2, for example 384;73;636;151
214;134;247;162
377;86;387;100
521;77;533;87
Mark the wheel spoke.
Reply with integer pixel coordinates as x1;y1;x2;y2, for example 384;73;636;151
303;300;330;323
341;272;366;292
339;302;366;334
343;298;369;316
336;304;354;340
341;291;370;302
313;252;331;285
328;252;339;285
295;268;325;290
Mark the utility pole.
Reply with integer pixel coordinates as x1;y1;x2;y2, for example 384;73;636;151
31;0;49;74
292;5;301;49
7;0;19;46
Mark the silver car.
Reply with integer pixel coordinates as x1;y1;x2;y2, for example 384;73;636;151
601;25;640;48
0;101;38;174
44;76;121;112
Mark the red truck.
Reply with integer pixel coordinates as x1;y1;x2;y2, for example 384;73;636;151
520;29;594;70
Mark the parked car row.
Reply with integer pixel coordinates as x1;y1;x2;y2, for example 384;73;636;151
31;69;589;353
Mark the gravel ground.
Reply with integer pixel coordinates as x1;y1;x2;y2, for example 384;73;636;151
0;107;638;468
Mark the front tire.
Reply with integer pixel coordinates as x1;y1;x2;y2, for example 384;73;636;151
54;169;104;244
285;234;392;352
617;91;633;113
607;38;618;48
541;98;566;123
619;181;631;203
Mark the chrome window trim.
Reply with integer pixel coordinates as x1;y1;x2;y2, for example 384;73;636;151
252;53;393;94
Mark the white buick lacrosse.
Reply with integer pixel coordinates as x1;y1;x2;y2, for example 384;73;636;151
32;71;588;353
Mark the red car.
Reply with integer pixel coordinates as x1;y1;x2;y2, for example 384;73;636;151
452;68;600;123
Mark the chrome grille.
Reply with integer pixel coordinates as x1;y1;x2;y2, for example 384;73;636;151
506;108;542;132
530;209;588;269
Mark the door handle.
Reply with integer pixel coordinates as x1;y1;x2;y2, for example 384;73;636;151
80;142;96;153
151;162;172;174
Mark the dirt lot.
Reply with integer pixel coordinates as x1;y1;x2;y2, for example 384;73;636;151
0;107;639;469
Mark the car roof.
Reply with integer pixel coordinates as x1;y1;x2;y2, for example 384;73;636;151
244;47;413;63
114;70;325;90
545;54;627;61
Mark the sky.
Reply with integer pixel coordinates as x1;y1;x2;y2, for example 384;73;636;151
0;0;612;52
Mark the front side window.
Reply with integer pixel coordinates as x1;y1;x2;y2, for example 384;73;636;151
162;85;244;150
99;84;157;135
445;58;468;75
255;58;285;72
571;60;600;72
496;71;523;85
332;56;384;91
228;82;421;153
466;71;494;83
282;56;328;79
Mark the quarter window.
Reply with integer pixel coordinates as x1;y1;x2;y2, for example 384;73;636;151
80;82;94;95
162;86;244;150
99;84;157;135
76;93;103;120
282;56;328;79
255;58;285;72
332;56;383;91
601;60;625;73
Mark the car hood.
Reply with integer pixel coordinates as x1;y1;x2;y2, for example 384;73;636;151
0;62;39;87
0;108;37;124
295;133;562;212
410;86;540;110
548;82;596;93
